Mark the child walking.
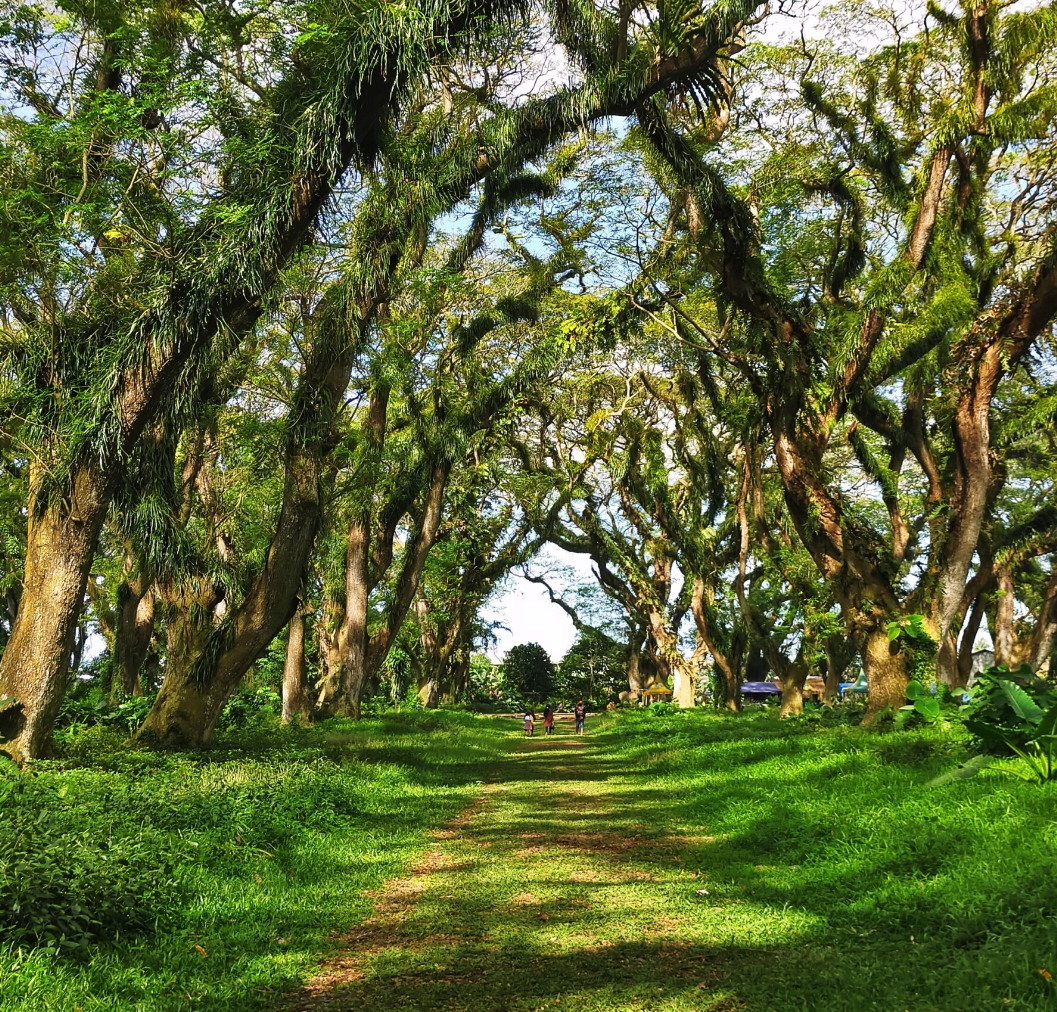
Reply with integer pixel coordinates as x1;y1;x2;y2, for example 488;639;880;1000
543;705;555;735
523;710;535;736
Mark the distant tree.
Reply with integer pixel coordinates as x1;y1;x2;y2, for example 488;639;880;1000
502;643;555;703
556;629;625;706
466;654;503;706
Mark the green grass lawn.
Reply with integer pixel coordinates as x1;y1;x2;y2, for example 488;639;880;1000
2;708;1056;1011
0;712;516;1012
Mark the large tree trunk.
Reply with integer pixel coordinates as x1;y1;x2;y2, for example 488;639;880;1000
956;592;988;687
282;604;311;724
822;633;855;704
417;674;440;708
447;651;470;704
136;328;357;748
1026;569;1057;673
862;625;908;721
315;595;346;714
340;463;450;719
339;517;372;719
690;578;741;712
777;653;809;717
992;566;1020;668
113;576;154;700
139;443;324;747
991;565;1057;674
0;472;108;762
671;656;696;708
624;623;645;700
136;579;223;747
414;598;442;709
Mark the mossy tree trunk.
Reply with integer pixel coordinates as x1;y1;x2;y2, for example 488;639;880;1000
0;467;109;762
282;604;311;725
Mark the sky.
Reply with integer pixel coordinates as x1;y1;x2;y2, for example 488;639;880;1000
480;545;598;664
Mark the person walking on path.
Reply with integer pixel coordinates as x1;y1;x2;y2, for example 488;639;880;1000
523;711;535;736
543;706;555;735
574;700;586;736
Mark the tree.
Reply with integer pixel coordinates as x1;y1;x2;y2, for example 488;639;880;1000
502;643;555;703
635;0;1057;719
0;0;536;760
556;628;626;707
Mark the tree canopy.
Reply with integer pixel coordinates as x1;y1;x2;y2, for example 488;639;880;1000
1;0;1056;759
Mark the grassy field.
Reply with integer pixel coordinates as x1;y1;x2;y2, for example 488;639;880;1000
2;708;1056;1011
0;712;515;1012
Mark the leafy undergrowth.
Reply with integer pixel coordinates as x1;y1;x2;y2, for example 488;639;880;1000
0;711;514;1012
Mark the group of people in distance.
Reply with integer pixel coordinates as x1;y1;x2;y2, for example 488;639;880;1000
523;701;586;737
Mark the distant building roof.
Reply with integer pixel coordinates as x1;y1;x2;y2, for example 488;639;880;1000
740;681;780;694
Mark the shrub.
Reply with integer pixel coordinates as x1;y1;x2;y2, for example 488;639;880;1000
646;701;679;717
0;798;182;952
962;664;1057;753
216;687;281;730
56;692;157;735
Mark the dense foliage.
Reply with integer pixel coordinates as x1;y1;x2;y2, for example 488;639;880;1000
500;642;556;703
0;4;1056;1005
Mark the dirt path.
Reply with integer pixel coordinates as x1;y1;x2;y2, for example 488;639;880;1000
281;732;751;1012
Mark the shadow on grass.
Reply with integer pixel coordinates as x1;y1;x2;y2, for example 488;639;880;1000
279;725;1057;1012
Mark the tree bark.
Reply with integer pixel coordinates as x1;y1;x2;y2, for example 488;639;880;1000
1026;569;1057;673
671;655;696;708
989;564;1057;674
625;624;645;700
340;462;450;719
861;625;907;720
417;675;440;708
415;598;442;708
0;472;108;761
956;590;988;687
138;438;324;747
339;517;372;719
690;577;741;712
993;565;1019;667
113;576;154;699
822;634;854;704
315;595;346;714
281;604;311;724
777;656;809;717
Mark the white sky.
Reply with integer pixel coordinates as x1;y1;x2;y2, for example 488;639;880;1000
480;545;598;663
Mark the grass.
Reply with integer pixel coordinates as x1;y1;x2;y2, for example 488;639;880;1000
0;711;515;1012
2;708;1056;1010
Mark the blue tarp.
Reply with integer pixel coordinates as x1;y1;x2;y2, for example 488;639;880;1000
740;681;780;694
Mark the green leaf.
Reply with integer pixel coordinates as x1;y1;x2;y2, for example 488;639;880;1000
998;678;1045;725
914;696;941;721
1034;701;1057;740
927;753;993;786
905;680;925;700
